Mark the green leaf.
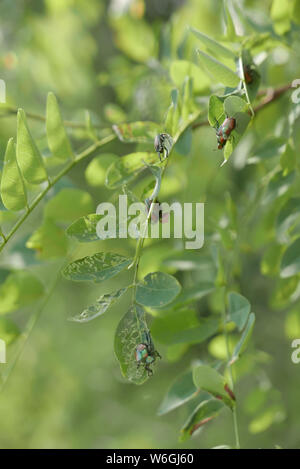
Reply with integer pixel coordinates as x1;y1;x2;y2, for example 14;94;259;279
280;237;300;278
0;270;45;315
136;272;181;308
114;304;153;385
163;283;215;310
170;60;209;93
249;405;286;434
45;188;94;223
66;214;102;242
113;122;161;144
224;96;248;116
106;152;156;189
26;218;68;260
46;92;73;161
223;112;251;163
230;313;255;365
157;370;198;415
179;399;224;442
0;317;20;345
261;243;285;277
193;365;235;409
196;50;240;87
85;154;118;187
63;252;132;283
228;292;251;331
151;310;219;346
208;95;225;127
70;287;128;323
190;27;236;60
16;109;48;184
0;138;27;211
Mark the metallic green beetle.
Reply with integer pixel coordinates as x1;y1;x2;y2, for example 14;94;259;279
135;331;161;376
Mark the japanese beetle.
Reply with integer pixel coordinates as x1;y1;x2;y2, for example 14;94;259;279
243;64;255;85
154;133;173;161
215;116;236;150
135;331;161;376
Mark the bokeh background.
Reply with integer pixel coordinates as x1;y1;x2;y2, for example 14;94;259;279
0;0;300;449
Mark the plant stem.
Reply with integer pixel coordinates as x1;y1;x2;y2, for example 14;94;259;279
221;286;241;449
130;110;203;297
0;134;116;253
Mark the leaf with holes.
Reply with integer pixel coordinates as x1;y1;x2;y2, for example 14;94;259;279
63;252;132;283
114;304;153;385
70;287;128;323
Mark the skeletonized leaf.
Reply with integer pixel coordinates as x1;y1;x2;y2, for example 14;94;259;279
66;214;102;242
70;287;128;323
136;272;181;308
114;304;154;384
62;252;132;282
0;138;27;211
16;109;48;184
46;92;73;161
180;399;224;442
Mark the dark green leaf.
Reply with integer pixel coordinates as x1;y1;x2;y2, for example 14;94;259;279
280;237;300;278
180;399;224;441
228;292;251;331
230;313;256;365
136;272;181;308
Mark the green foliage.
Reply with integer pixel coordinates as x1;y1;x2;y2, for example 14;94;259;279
0;0;299;450
136;272;181;308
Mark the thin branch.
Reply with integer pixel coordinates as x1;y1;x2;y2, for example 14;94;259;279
191;83;292;130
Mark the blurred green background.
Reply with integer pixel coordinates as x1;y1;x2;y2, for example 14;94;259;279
0;0;300;449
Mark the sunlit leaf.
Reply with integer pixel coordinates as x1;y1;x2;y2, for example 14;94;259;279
170;60;209;93
26;218;68;259
190;27;236;60
0;138;27;211
0;270;45;315
16;109;48;184
46;92;73;161
196;50;240;87
85;154;118;187
45;188;94;223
